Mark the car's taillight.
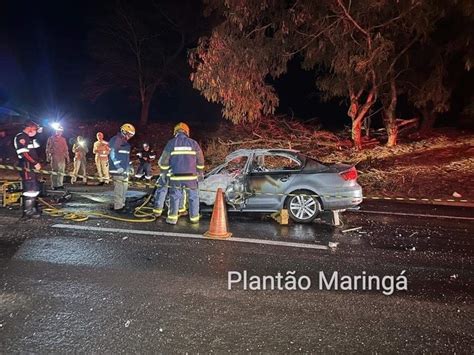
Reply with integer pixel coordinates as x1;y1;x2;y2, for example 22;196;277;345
340;167;358;181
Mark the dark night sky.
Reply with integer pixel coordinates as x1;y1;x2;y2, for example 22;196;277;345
1;1;470;131
0;0;223;125
0;0;352;130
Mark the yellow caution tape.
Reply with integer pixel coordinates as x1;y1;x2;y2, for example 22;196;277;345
1;163;471;204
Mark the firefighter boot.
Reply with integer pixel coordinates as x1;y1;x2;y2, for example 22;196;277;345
23;197;41;219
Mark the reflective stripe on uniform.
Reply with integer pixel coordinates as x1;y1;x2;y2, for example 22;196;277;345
113;160;121;165
167;214;178;220
16;148;29;154
189;215;200;222
173;146;192;151
170;175;197;181
23;191;40;197
170;151;196;156
32;139;40;148
118;150;130;154
196;165;204;169
159;165;170;169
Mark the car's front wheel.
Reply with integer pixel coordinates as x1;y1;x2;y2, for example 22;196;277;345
286;190;321;223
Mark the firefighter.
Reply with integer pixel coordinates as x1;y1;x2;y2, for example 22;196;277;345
13;121;43;218
135;142;156;180
108;123;135;212
152;168;187;217
45;124;70;190
93;132;110;185
158;122;204;224
71;136;88;184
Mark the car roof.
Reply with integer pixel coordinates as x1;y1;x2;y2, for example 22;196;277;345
225;148;301;162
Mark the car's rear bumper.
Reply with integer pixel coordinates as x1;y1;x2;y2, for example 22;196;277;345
319;186;363;210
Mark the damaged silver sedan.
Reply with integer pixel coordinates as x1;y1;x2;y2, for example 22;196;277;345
200;149;363;223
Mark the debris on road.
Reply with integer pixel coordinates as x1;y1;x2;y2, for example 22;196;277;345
125;320;131;328
328;241;339;248
342;226;363;233
452;192;462;198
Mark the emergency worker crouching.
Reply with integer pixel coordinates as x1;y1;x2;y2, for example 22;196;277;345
13;121;43;218
108;123;135;212
135;143;156;180
158;122;204;224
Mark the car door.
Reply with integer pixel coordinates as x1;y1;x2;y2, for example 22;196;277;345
244;153;301;210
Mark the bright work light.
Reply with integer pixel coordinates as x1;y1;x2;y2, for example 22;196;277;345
51;122;64;131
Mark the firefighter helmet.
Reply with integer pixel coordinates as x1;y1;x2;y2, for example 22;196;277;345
120;123;136;137
96;132;104;140
174;122;190;136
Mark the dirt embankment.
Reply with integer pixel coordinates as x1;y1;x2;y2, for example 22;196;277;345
205;119;474;200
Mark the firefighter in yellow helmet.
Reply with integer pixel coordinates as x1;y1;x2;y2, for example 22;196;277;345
157;122;204;224
108;123;136;212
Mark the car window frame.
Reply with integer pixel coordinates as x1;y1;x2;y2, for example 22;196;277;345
248;152;304;175
205;155;251;177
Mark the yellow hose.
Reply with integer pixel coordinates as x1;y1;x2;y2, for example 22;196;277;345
39;194;157;223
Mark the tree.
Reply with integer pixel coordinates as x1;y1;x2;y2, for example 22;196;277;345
85;1;191;125
402;1;474;135
190;0;453;149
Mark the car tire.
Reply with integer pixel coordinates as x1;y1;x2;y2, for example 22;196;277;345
285;190;321;223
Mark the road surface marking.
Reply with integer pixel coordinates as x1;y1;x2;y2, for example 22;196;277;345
51;224;329;250
356;210;474;221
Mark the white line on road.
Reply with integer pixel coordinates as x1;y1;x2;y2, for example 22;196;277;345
51;224;329;250
357;210;474;221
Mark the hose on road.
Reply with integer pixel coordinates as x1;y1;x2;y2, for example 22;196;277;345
39;194;157;223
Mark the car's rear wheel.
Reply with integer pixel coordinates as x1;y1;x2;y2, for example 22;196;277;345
286;190;321;223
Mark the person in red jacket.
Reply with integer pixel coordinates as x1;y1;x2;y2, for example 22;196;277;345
13;121;43;218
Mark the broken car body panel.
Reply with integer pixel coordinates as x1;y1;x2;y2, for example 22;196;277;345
199;149;363;221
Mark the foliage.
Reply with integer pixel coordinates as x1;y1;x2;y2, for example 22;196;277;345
190;0;473;148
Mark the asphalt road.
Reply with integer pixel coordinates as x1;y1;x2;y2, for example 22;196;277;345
0;192;473;353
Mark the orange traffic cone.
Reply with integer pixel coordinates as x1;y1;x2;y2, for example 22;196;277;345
204;188;232;238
